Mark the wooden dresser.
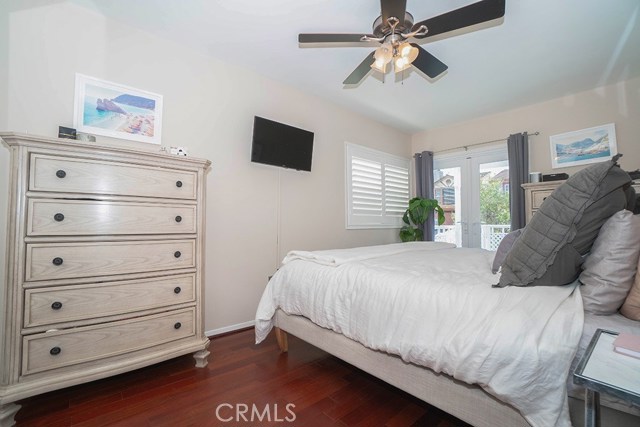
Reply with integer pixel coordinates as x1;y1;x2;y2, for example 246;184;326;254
522;179;640;224
0;133;211;425
521;181;564;224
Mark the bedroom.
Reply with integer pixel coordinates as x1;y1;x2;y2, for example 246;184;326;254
0;0;639;426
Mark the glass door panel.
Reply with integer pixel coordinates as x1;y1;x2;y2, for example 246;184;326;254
434;148;509;249
478;159;510;250
433;166;462;247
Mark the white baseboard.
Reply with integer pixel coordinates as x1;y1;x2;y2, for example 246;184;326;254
206;320;255;337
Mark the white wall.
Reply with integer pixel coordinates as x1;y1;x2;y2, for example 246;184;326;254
0;2;411;333
412;77;640;174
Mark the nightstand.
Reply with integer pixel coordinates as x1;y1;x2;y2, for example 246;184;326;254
573;329;640;427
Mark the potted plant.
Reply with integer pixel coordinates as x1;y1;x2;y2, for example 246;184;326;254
400;197;446;242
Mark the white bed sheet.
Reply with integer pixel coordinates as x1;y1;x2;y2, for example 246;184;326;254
255;243;584;427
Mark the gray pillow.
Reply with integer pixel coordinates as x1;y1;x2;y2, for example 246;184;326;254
580;210;640;314
497;155;632;287
491;229;522;274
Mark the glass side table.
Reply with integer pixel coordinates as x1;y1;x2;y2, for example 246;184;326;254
573;329;640;427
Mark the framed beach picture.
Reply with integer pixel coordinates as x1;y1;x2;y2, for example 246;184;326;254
73;74;163;144
549;123;617;169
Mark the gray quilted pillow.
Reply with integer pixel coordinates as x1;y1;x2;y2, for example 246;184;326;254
497;155;632;287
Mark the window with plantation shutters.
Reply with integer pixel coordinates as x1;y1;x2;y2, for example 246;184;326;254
345;143;410;229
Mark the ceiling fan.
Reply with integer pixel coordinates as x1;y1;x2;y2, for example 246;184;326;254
298;0;506;85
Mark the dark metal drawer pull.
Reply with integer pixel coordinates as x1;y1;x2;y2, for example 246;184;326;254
174;251;181;258
176;181;183;188
56;170;66;178
50;347;61;356
174;287;181;294
51;301;63;310
174;322;182;330
52;257;64;266
54;213;65;222
175;215;182;223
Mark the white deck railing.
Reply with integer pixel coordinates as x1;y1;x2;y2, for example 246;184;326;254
434;224;510;251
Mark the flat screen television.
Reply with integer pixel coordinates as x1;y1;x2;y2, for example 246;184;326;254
251;116;314;172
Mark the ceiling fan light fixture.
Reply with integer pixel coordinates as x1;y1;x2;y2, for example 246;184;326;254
398;42;413;58
371;58;388;73
371;43;393;73
394;42;418;73
394;56;411;73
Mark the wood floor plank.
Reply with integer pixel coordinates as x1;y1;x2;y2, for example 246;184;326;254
15;329;470;427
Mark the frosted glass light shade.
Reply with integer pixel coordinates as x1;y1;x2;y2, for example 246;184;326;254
371;43;393;73
394;43;419;73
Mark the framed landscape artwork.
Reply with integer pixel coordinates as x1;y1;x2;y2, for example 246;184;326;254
550;123;617;169
73;74;163;144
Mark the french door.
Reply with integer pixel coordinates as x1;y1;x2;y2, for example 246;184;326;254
433;147;510;249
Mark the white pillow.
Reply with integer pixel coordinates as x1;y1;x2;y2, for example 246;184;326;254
580;210;640;314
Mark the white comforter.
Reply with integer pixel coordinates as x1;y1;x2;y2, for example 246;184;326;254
255;242;584;427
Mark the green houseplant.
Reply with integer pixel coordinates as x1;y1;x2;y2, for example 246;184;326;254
400;197;446;242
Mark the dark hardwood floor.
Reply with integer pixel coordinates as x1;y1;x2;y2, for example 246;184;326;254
15;329;470;427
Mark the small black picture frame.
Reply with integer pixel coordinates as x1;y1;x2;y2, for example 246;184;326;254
58;126;77;140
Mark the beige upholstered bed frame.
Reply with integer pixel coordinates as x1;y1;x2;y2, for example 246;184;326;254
273;310;639;427
274;310;530;427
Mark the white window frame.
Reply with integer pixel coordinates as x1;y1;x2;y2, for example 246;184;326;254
345;142;411;229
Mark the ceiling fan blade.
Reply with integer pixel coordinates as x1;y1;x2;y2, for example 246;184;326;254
411;0;505;39
410;44;448;78
380;0;407;26
299;34;375;44
343;51;376;85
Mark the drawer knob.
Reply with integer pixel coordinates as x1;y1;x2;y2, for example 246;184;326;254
175;215;182;223
51;301;63;310
52;257;64;266
54;213;65;222
174;251;181;258
50;346;61;356
174;287;181;294
176;180;183;188
174;322;182;330
56;170;66;178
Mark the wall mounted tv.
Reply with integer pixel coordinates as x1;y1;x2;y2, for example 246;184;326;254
251;116;314;172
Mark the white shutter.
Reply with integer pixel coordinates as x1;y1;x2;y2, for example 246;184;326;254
352;157;383;216
384;164;409;216
346;143;411;229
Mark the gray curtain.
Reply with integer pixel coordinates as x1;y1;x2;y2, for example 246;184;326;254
507;133;529;230
414;151;435;241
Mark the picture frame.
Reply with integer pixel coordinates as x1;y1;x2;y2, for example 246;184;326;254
73;74;163;145
549;123;617;169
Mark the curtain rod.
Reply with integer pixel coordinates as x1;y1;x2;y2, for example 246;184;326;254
433;131;540;155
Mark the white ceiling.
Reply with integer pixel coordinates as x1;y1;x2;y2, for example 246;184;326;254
68;0;640;133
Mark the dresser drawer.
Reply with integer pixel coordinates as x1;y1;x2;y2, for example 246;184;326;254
22;308;195;375
27;199;196;236
30;154;197;200
24;274;196;327
26;240;195;281
531;190;553;209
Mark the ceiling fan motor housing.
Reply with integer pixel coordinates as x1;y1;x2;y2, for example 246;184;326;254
373;12;414;37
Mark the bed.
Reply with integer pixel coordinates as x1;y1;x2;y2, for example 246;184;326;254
255;158;640;427
255;243;640;427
